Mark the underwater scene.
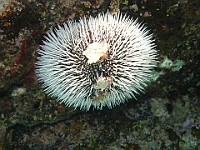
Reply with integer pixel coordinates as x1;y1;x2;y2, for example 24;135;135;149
0;0;200;149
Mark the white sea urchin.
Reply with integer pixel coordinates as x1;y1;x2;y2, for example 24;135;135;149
36;12;157;110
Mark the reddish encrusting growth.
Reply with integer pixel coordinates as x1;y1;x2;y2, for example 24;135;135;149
11;30;40;67
6;30;42;80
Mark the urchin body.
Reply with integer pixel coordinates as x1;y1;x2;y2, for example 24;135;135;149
36;12;157;110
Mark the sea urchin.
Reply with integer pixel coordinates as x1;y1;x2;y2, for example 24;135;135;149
36;12;157;110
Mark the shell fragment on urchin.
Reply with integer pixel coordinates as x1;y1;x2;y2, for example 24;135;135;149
36;12;157;110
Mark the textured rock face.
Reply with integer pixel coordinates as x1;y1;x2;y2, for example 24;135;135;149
0;0;12;12
0;0;200;149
